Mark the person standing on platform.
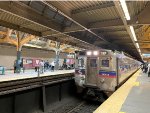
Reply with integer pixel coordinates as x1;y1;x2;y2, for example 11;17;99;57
140;63;144;72
144;63;148;73
40;60;44;74
14;60;17;73
51;61;55;71
147;63;150;77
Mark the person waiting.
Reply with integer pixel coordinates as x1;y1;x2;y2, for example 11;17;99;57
40;60;44;74
148;63;150;77
51;61;55;71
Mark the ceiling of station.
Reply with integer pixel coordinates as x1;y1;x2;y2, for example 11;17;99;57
0;1;150;61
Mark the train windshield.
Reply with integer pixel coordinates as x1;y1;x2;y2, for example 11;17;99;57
101;60;109;67
90;59;97;67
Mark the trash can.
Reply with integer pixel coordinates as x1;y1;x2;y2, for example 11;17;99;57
0;66;5;75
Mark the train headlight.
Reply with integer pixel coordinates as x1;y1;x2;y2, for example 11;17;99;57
86;51;92;56
93;51;99;55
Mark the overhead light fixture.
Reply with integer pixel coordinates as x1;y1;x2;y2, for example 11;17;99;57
86;51;92;56
120;0;130;20
130;26;137;42
138;48;141;53
136;43;140;48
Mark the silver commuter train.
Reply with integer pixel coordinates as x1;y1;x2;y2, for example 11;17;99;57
75;49;140;98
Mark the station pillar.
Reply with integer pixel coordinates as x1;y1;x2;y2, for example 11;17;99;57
15;46;22;73
15;35;22;73
15;50;22;73
55;42;60;70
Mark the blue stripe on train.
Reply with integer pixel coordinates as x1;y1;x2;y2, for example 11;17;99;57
99;70;116;78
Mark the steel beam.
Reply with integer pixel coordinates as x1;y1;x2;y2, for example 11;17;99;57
44;1;109;43
67;32;96;45
112;40;132;44
63;25;84;34
141;48;150;53
0;2;62;32
89;19;123;30
20;35;36;46
140;43;150;49
136;40;150;43
128;2;150;25
0;19;41;36
0;29;18;46
0;1;95;50
71;2;114;14
0;2;96;49
63;19;124;33
47;1;123;48
114;1;142;61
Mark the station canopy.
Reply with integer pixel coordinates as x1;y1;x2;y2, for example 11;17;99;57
0;1;150;61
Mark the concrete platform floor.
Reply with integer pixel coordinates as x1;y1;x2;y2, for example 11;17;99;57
0;69;74;82
94;70;150;113
120;71;150;113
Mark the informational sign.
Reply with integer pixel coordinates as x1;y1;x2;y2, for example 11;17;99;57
67;54;74;58
66;59;75;65
23;59;32;65
34;59;40;66
26;59;32;64
23;58;41;68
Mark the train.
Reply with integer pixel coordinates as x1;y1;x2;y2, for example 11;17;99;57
75;49;140;101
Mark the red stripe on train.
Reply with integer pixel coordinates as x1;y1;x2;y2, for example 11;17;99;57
97;75;117;78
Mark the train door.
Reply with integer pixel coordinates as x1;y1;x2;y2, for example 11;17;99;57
86;57;98;87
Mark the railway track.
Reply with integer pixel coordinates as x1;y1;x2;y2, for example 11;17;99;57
66;101;99;113
0;73;74;95
48;98;100;113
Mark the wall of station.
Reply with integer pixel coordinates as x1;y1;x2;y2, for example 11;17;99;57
0;46;67;69
0;80;76;113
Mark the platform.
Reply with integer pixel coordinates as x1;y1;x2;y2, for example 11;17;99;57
0;70;74;82
94;69;150;113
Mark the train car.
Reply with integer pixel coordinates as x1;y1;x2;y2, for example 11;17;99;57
75;49;140;100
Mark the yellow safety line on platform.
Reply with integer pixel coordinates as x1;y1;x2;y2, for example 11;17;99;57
134;82;140;86
94;70;141;113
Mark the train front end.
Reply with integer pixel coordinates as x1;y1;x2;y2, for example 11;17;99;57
85;50;117;92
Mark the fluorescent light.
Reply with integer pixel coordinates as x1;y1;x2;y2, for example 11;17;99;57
130;26;137;42
120;0;130;20
136;43;140;48
138;49;141;53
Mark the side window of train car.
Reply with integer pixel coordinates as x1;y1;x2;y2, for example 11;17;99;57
101;59;109;67
90;59;97;67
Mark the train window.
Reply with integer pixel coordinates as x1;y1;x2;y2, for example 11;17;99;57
90;59;97;67
101;60;109;67
78;58;85;68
